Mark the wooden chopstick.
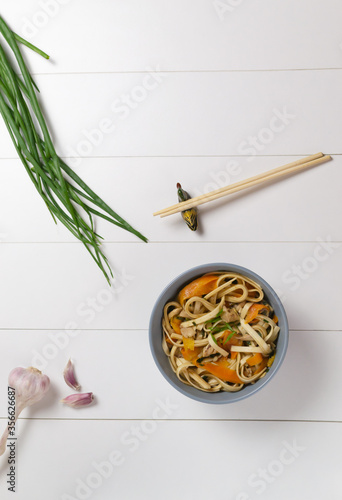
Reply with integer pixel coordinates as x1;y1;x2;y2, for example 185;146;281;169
160;155;330;217
153;153;324;215
154;153;331;218
154;152;323;217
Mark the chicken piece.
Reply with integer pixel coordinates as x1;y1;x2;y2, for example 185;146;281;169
180;326;196;338
201;343;216;357
244;366;253;377
234;301;246;313
221;306;239;323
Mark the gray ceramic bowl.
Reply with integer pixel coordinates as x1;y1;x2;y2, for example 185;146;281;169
149;263;289;404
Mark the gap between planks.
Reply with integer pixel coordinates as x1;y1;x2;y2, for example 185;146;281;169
25;67;342;77
1;240;342;244
0;417;340;424
0;328;339;332
1;154;342;160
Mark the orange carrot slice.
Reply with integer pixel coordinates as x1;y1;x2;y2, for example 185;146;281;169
245;303;268;323
202;358;243;384
246;352;264;366
178;274;218;306
170;316;182;334
181;347;202;363
219;333;242;359
182;337;195;351
255;358;268;374
182;347;243;384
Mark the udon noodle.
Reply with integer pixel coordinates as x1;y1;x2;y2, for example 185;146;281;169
162;272;280;393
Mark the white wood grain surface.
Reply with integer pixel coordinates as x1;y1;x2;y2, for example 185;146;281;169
1;242;341;331
0;71;341;158
0;419;340;500
0;1;341;498
1;156;341;242
3;0;342;72
0;330;341;422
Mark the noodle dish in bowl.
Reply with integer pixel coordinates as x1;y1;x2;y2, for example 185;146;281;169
149;263;289;404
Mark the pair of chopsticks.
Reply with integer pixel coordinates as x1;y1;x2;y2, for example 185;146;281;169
153;153;331;218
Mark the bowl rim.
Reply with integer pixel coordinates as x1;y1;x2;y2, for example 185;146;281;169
149;262;289;404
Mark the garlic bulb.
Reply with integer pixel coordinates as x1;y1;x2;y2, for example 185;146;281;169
0;367;50;456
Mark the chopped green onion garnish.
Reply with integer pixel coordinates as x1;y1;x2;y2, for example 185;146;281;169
205;309;223;324
223;331;236;345
210;321;238;336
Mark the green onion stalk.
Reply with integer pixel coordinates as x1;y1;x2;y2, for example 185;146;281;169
0;17;147;284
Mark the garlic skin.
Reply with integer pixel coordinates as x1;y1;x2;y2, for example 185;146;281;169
61;392;94;408
0;367;50;456
63;359;81;391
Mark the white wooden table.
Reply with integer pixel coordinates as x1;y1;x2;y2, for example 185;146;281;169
0;1;341;498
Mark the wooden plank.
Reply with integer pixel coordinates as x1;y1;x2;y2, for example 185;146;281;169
0;242;340;331
0;330;340;422
0;156;340;243
0;419;339;499
0;71;341;158
2;0;342;72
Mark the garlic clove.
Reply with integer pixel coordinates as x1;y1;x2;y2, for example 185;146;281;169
61;392;94;408
63;359;81;391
